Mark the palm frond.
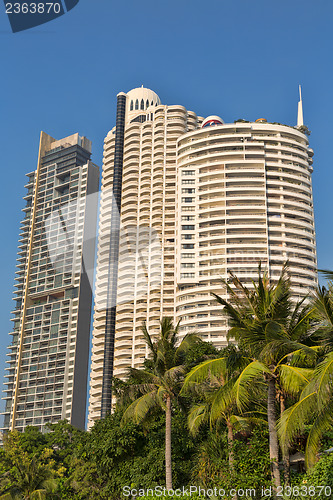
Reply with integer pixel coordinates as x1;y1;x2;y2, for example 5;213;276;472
174;333;201;362
229;414;268;430
156;386;167;409
318;269;333;281
141;322;157;361
277;364;313;395
181;357;228;394
164;365;185;388
188;404;209;436
277;391;318;453
209;379;236;423
278;346;319;368
305;399;333;468
289;304;315;342
122;390;158;424
233;360;268;410
314;351;333;405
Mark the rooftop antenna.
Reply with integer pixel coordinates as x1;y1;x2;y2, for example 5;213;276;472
297;85;304;127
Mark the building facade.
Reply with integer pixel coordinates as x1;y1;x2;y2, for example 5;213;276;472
175;117;317;342
88;87;201;426
2;132;99;432
88;87;317;428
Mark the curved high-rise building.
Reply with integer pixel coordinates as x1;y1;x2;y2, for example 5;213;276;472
88;87;201;427
88;87;317;428
175;117;317;342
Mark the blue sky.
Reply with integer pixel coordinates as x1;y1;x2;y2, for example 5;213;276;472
1;0;332;418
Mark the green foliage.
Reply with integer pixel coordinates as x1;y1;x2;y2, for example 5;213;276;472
183;340;219;369
191;425;271;491
68;407;201;499
293;454;333;499
0;431;61;499
230;427;272;490
5;275;333;500
279;284;333;468
297;125;311;136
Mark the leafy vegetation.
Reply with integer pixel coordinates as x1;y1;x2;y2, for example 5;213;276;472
1;266;333;499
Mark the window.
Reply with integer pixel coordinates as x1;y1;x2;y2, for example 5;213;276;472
130;100;134;111
182;244;194;249
146;99;149;108
182;188;195;194
182;215;195;221
54;275;62;287
182;197;193;203
181;253;195;259
182;234;193;240
51;310;60;323
182;170;195;176
140;99;144;110
135;99;139;110
181;273;195;279
182;225;195;230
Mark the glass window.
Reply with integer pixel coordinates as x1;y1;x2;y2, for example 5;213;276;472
140;99;144;110
135;99;139;110
130;100;134;111
146;99;149;109
51;310;60;323
180;273;195;279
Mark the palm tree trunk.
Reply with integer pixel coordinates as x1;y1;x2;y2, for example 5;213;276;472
226;418;234;470
226;419;237;500
267;378;281;491
165;395;172;490
280;394;290;486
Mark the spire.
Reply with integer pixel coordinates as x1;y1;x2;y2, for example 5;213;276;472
297;85;304;127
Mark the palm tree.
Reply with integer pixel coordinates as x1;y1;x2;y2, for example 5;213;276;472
121;317;200;489
219;266;316;488
0;432;59;500
182;346;264;470
182;265;315;491
278;282;333;469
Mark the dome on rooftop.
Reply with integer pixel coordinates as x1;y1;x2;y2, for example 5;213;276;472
127;87;161;114
202;115;224;128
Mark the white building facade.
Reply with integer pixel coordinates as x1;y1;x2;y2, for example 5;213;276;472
175;118;317;342
88;87;201;427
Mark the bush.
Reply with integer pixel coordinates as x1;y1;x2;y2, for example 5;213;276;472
292;454;333;500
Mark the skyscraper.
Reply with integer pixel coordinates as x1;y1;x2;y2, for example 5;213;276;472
88;87;317;428
175;116;317;342
2;132;99;432
88;87;201;426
